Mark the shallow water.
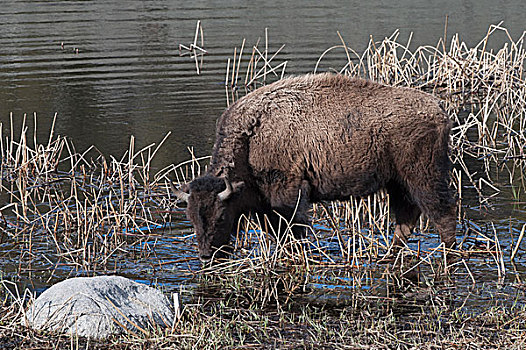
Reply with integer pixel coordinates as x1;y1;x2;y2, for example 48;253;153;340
1;1;526;313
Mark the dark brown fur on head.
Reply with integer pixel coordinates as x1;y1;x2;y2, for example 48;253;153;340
184;176;244;262
179;73;457;263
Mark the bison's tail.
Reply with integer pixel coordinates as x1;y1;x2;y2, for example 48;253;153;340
418;113;456;220
435;113;453;172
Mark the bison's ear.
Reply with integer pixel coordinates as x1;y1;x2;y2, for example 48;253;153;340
231;181;245;195
168;181;190;202
218;178;245;201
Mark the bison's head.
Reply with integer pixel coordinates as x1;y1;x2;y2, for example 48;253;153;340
174;176;244;262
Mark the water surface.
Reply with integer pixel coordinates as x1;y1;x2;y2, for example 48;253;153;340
1;0;525;164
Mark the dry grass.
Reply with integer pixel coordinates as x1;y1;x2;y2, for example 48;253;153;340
2;267;526;349
224;28;288;106
0;24;526;349
0;113;181;277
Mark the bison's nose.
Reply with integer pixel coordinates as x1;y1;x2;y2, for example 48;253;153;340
199;254;212;263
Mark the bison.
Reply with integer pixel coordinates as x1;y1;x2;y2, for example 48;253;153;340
175;73;457;262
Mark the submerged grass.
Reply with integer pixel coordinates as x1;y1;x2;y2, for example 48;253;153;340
1;24;526;348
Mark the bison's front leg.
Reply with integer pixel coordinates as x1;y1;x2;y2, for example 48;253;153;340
265;209;309;239
266;180;311;239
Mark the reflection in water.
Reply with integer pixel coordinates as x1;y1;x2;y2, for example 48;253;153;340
1;0;525;164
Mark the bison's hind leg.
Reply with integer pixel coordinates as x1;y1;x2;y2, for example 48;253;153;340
405;177;457;250
386;181;422;251
419;183;457;250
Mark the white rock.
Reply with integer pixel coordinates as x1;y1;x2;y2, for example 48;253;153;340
24;276;176;339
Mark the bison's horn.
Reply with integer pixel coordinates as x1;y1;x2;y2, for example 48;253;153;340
168;181;190;203
218;178;233;201
218;178;244;201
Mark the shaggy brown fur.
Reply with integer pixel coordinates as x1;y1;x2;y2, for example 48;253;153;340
178;73;457;261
